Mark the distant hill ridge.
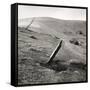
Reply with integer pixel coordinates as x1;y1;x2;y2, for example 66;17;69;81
19;17;86;37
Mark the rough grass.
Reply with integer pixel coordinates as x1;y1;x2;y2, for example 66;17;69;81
18;17;86;85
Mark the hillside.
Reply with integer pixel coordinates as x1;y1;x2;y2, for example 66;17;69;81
18;17;86;85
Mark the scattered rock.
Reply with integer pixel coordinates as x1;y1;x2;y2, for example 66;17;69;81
30;36;37;39
55;36;59;39
73;70;80;74
76;31;83;35
69;38;81;46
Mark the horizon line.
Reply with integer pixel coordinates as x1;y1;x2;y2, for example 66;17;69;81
18;16;86;21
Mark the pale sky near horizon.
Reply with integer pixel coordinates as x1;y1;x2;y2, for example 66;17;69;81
18;5;86;20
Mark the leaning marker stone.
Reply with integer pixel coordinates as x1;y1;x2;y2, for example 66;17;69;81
47;40;63;64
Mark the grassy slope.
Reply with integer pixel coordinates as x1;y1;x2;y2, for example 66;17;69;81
18;17;86;85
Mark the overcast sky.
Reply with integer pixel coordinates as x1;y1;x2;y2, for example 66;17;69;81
18;5;86;20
